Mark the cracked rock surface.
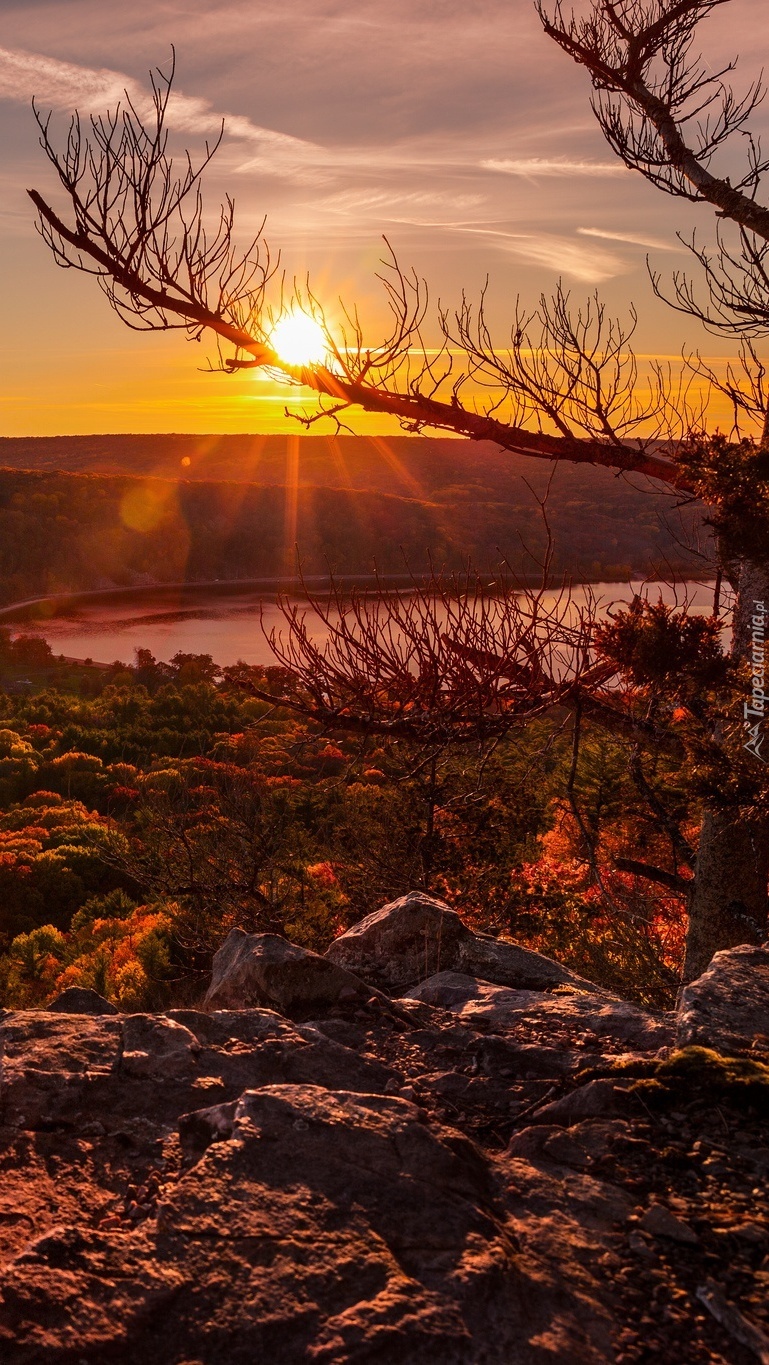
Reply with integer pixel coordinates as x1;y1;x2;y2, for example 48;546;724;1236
1;920;767;1363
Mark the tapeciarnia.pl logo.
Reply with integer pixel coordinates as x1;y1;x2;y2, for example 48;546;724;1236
744;599;767;762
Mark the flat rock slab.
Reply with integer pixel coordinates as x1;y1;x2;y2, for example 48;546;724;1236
0;1084;552;1365
326;890;596;996
0;1007;394;1136
456;935;604;996
677;944;769;1055
405;973;673;1053
204;929;371;1017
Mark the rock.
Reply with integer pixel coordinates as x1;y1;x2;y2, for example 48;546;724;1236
638;1203;698;1245
120;1014;201;1081
677;944;769;1055
507;1119;623;1167
541;1130;594;1168
326;891;601;995
496;1144;633;1354
325;891;471;992
405;973;673;1052
203;929;370;1018
528;1079;635;1127
0;1005;396;1138
0;984;711;1363
0;1010;123;1130
506;1124;593;1168
46;986;118;1015
732;1221;767;1245
405;971;490;1011
1;1085;538;1364
457;934;603;995
475;1033;580;1079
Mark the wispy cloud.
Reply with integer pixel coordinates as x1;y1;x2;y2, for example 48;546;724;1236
309;188;486;226
482;157;629;178
456;227;627;282
577;226;682;251
0;44;324;176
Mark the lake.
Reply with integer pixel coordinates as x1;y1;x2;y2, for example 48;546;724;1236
0;578;723;668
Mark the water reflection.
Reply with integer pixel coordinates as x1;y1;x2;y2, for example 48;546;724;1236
4;579;723;668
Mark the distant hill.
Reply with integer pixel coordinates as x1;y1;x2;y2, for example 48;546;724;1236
0;436;710;606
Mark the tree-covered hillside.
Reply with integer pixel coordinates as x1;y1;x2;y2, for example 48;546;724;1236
0;437;709;605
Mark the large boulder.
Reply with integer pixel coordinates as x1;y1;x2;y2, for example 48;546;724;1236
204;929;371;1018
676;944;769;1055
405;972;674;1053
326;892;471;992
326;891;598;995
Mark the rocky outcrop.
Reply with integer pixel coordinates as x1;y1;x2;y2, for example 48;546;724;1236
0;1005;394;1136
2;900;767;1364
676;944;769;1055
0;1004;624;1363
2;1085;536;1364
326;891;599;995
204;929;371;1017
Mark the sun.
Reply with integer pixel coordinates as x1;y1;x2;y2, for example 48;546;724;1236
270;311;328;368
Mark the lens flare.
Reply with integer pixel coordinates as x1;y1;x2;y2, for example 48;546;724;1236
270;312;328;367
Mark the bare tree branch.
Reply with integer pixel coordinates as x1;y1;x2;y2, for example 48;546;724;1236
27;58;697;489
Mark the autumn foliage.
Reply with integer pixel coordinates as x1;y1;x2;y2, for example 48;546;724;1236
0;642;704;1008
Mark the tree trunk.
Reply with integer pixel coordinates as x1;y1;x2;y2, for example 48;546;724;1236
683;556;769;981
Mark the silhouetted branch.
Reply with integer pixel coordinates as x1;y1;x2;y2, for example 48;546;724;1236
28;57;697;488
540;1;769;338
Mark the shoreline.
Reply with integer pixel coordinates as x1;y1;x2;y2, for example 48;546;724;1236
0;568;646;625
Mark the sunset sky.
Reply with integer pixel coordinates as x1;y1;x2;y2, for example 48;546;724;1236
0;0;764;436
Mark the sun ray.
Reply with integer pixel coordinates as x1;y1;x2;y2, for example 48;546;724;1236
367;435;425;501
283;434;300;575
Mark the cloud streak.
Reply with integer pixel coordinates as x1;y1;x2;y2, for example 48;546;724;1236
0;44;324;174
577;226;682;251
457;227;627;282
482;157;629;178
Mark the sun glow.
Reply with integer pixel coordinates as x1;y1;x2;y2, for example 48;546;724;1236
270;311;328;368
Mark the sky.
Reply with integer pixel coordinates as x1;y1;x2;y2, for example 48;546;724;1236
0;0;765;436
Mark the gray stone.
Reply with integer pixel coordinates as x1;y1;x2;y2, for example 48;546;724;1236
676;944;769;1054
528;1079;635;1127
204;929;370;1017
326;890;601;996
47;987;118;1016
639;1203;698;1245
325;891;471;992
405;972;673;1051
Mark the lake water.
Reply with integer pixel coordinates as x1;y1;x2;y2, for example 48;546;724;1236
2;578;723;668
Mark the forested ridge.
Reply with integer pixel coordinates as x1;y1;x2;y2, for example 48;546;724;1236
0;436;708;606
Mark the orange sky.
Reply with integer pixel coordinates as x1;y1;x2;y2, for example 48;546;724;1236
0;0;765;439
